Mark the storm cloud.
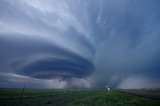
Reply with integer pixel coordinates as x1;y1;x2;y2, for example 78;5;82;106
0;33;94;79
0;0;160;88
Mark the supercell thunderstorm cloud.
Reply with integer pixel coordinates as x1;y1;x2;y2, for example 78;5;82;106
0;0;160;88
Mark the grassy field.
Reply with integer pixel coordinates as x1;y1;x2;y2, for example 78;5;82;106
0;88;160;106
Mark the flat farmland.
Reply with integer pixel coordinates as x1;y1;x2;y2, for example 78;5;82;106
0;88;160;106
117;89;160;100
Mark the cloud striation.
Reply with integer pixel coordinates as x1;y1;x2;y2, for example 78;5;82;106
0;0;160;88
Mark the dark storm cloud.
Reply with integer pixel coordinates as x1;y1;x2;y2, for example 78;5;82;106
0;0;160;88
21;58;93;79
0;33;94;79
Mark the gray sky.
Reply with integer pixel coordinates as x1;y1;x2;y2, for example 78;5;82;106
0;0;160;88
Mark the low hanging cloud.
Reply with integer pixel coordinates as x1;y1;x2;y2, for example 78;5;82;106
0;0;160;88
0;33;94;79
117;75;149;89
0;72;92;88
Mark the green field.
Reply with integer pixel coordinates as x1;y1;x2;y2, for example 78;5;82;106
0;88;160;106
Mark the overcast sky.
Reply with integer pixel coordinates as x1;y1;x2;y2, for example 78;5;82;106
0;0;160;89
